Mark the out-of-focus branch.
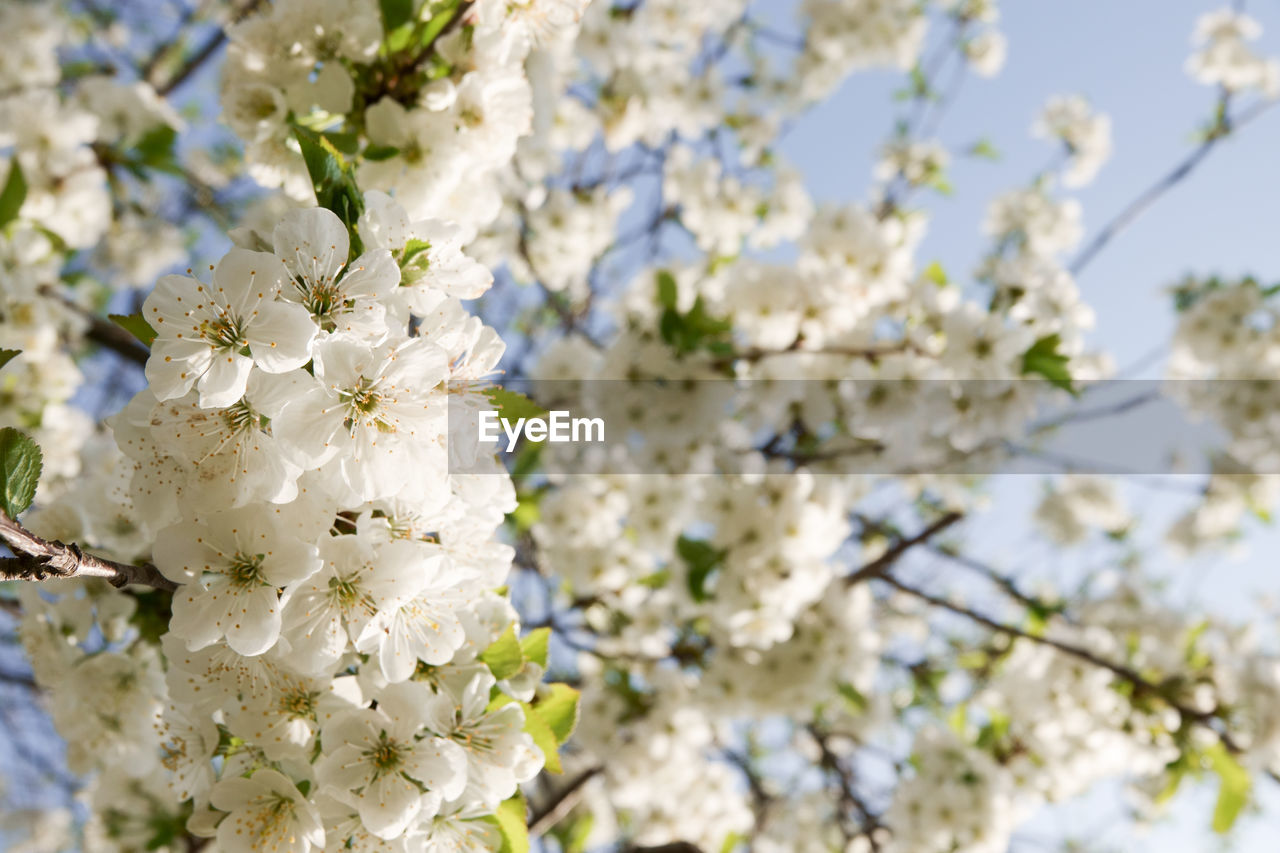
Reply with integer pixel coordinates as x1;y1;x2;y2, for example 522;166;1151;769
38;287;148;367
808;726;884;851
528;766;602;837
152;0;268;96
0;513;177;592
879;572;1247;754
846;512;964;585
1070;96;1279;276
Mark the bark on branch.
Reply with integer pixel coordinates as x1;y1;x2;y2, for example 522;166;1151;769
846;512;964;585
880;572;1247;754
0;513;177;592
528;766;603;837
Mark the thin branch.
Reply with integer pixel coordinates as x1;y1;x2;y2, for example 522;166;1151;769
37;287;148;367
925;543;1069;621
0;513;177;592
154;0;268;96
846;512;964;585
1069;97;1279;276
879;573;1246;754
528;766;602;837
808;726;884;851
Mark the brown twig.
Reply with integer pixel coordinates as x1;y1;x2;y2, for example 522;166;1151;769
153;0;268;97
37;286;148;367
528;766;603;837
879;573;1246;754
808;726;884;851
846;512;964;585
0;513;177;592
1069;96;1279;276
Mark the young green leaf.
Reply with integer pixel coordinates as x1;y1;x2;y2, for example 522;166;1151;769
485;388;549;422
1021;333;1075;394
520;627;551;668
380;0;415;32
479;625;525;680
487;791;529;853
293;126;365;240
656;269;678;310
0;160;27;228
521;702;563;774
1208;742;1251;833
362;144;402;162
922;261;948;287
677;535;725;603
109;313;158;348
0;428;43;519
131;125;181;174
419;0;462;48
530;683;580;745
0;349;20;371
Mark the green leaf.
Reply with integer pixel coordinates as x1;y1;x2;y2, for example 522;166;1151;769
419;0;462;48
484;388;549;422
968;138;1002;161
385;21;417;52
836;682;867;712
109;313;158;348
677;535;725;603
401;237;432;268
659;296;733;357
719;832;745;853
521;701;563;773
0;428;42;518
479;625;524;680
132;125;180;173
656;270;678;310
0;160;27;228
321;130;360;156
509;496;540;534
1207;743;1251;833
922;261;948;287
531;683;580;745
557;812;595;853
380;0;414;31
510;443;543;482
292;126;365;241
1021;333;1075;394
362;144;401;162
487;791;529;853
0;349;19;371
636;568;670;589
520;627;551;668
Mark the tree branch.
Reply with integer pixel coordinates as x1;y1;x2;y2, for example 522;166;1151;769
153;0;268;97
528;766;602;837
1069;96;1279;276
846;512;964;585
37;286;148;367
879;572;1246;753
0;513;177;592
808;726;884;851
